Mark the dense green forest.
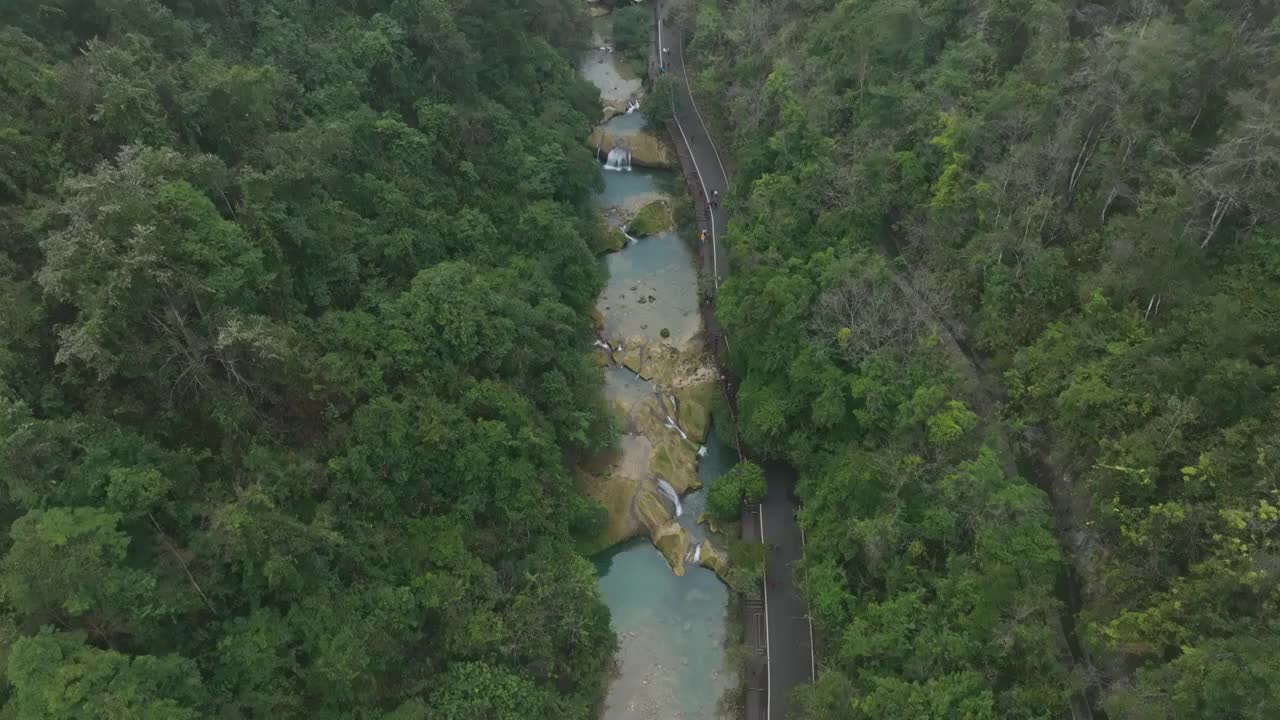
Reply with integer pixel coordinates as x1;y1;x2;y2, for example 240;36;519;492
689;0;1280;717
0;0;619;717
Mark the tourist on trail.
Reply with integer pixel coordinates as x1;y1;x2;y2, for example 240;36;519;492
700;229;707;243
712;190;720;208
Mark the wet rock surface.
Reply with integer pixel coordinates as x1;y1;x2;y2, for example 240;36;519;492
583;336;718;575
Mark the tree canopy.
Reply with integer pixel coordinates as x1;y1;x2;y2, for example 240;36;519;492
689;0;1280;717
0;0;617;716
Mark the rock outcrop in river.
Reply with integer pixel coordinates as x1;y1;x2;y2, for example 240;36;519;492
588;126;678;169
582;334;719;575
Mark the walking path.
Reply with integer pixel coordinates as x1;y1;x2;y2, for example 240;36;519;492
655;5;815;718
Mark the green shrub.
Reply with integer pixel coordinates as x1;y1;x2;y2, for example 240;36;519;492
735;461;767;503
706;461;765;519
706;474;741;519
727;540;766;596
611;6;650;64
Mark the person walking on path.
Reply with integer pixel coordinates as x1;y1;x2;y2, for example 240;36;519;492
700;228;707;243
712;189;720;208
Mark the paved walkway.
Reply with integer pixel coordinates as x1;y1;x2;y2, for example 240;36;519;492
655;6;815;718
760;462;815;720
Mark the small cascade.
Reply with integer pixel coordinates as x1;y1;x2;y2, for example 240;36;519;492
604;145;632;171
625;98;641;114
656;477;683;517
664;414;689;441
697;445;708;457
593;339;611;351
692;543;702;564
621;229;640;246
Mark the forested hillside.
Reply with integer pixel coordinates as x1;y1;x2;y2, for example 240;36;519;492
689;0;1280;717
0;0;617;717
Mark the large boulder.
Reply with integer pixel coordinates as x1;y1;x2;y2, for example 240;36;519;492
628;200;673;237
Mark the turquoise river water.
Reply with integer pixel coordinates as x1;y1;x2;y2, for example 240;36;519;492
584;20;736;720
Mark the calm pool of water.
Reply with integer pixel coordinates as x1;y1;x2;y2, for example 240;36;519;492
595;537;731;720
591;165;675;212
598;230;699;350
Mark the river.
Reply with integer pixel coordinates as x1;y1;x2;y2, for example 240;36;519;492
593;424;736;720
582;8;737;720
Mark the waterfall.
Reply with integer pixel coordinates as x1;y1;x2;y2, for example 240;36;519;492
664;415;689;441
604;146;632;172
697;445;708;457
593;339;611;351
621;229;640;246
626;99;641;114
693;543;703;564
656;478;683;517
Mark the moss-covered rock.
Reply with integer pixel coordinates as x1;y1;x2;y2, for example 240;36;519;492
653;522;690;576
635;486;674;534
649;437;699;494
698;541;730;584
582;476;638;546
603;227;629;253
619;344;651;379
676;380;716;444
590;209;626;255
628;200;673;237
578;342;722;576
